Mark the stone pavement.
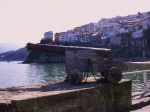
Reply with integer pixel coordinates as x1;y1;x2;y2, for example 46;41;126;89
131;105;150;112
0;79;131;112
131;92;150;112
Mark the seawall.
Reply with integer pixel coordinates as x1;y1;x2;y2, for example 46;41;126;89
0;78;131;112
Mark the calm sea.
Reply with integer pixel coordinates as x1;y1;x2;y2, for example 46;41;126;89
0;61;66;88
0;61;150;91
124;62;150;92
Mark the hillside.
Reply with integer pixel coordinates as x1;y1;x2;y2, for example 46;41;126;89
0;43;22;53
0;47;29;61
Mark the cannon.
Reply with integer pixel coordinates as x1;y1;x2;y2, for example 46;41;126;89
27;43;128;84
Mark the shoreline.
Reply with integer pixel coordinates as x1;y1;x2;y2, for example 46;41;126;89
0;57;150;64
114;57;150;63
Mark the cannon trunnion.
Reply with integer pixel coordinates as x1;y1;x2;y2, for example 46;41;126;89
27;43;128;85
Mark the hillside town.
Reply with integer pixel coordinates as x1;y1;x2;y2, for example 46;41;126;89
20;11;150;63
41;11;150;47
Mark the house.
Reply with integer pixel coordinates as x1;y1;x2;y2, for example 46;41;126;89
81;25;87;32
58;32;71;42
127;21;135;26
97;22;118;28
42;31;53;41
119;26;129;34
90;26;97;32
54;33;61;42
101;30;116;40
133;23;141;31
113;25;120;35
80;23;94;33
127;21;140;33
109;30;116;37
73;28;82;36
132;17;138;22
127;25;134;33
119;17;128;23
131;38;147;47
142;24;148;30
69;35;78;42
132;29;143;38
79;32;91;43
101;31;109;39
141;19;149;30
59;30;79;43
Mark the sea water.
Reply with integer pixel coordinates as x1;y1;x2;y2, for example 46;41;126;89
0;61;66;88
0;61;150;91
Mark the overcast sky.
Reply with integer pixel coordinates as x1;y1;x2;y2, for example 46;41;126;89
0;0;150;46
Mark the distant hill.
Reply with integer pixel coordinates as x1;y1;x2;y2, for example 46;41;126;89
0;47;29;61
0;43;22;53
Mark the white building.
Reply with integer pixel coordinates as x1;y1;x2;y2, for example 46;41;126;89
119;18;128;23
119;27;129;34
98;22;118;28
59;32;78;43
101;30;116;40
142;24;148;30
141;19;149;30
58;32;70;42
132;29;143;38
69;35;78;42
42;31;53;41
109;30;116;37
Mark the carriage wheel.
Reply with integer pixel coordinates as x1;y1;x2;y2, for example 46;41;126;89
105;67;122;84
68;69;83;85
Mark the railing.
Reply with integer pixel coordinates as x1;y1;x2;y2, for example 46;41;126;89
123;70;150;93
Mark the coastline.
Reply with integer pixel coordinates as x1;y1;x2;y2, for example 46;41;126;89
23;57;150;64
114;57;150;63
1;57;150;64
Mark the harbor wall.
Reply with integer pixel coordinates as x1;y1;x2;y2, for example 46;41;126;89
0;79;131;112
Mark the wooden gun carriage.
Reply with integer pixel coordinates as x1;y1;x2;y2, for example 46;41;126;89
27;43;128;84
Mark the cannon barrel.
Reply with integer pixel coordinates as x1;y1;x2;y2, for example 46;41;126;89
26;43;112;57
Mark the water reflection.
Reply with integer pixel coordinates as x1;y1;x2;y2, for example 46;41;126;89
26;63;67;84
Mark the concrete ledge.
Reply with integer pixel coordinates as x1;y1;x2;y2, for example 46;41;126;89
131;92;150;111
0;78;132;112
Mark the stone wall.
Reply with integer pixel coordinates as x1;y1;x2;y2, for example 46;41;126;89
24;51;65;63
0;79;131;112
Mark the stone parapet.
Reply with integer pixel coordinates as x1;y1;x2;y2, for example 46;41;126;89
0;78;131;112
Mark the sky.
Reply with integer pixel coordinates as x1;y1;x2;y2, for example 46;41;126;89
0;0;150;47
